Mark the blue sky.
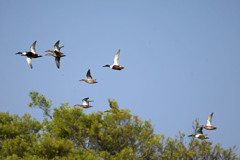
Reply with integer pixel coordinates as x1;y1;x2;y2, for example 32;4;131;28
1;0;240;152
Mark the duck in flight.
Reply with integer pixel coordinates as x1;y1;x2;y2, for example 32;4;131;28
45;40;66;69
79;69;98;84
188;127;209;139
74;97;94;108
103;49;124;70
199;112;217;130
15;41;42;69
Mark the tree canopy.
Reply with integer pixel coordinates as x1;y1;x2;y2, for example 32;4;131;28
0;91;239;159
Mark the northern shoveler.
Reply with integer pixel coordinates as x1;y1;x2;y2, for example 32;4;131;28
199;112;217;130
15;41;42;69
45;40;66;69
103;49;124;70
79;69;98;84
188;127;209;139
74;97;94;108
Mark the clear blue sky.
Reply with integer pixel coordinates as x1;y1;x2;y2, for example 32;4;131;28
1;0;240;152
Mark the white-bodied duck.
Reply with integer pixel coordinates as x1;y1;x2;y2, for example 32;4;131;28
45;40;66;69
74;97;94;108
15;41;42;69
103;49;124;70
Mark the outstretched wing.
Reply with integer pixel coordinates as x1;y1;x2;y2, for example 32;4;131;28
113;49;120;65
30;41;37;54
197;127;203;134
86;69;92;80
206;112;213;126
82;97;89;105
54;40;60;52
55;57;60;69
26;57;33;69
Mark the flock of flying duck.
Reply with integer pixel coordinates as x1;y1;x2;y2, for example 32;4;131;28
16;41;216;140
15;40;124;110
16;40;124;70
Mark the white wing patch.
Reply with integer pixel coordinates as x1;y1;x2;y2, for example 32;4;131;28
30;41;37;54
26;57;32;69
113;49;120;65
82;100;89;105
54;40;60;52
206;113;213;126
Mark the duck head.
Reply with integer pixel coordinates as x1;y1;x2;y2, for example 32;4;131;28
103;64;110;67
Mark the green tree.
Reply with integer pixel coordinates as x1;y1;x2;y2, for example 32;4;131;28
0;91;239;159
29;91;52;119
0;113;42;158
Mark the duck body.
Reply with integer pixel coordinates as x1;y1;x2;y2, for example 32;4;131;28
188;134;209;139
79;79;98;84
200;125;217;130
74;104;93;108
103;64;124;70
15;41;42;69
111;65;124;70
17;51;42;58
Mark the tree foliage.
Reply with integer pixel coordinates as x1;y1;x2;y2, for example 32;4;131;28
0;91;239;159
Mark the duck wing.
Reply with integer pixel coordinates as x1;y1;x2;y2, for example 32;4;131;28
54;40;60;52
113;49;120;65
82;97;89;105
55;57;60;69
206;112;213;126
26;57;33;69
197;127;203;134
86;69;93;80
30;41;37;54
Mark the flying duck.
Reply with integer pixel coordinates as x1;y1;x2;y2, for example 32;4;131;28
199;112;217;130
79;69;98;84
103;49;124;70
15;41;42;69
188;127;209;139
45;40;66;69
74;97;94;108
